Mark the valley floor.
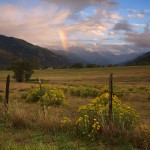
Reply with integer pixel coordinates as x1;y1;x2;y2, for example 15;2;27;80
0;66;150;149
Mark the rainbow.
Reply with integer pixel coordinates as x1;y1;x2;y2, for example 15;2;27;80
59;30;68;51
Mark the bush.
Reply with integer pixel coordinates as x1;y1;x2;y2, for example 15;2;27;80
70;86;101;98
114;87;130;97
39;89;65;107
76;93;139;139
11;59;34;82
26;86;65;106
0;95;3;103
86;64;97;68
26;87;41;103
71;63;84;68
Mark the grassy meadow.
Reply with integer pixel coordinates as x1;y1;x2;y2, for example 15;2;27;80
0;66;150;150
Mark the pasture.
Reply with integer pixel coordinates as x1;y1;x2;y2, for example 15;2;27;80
0;66;150;149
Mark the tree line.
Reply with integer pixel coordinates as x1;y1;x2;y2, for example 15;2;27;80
1;59;118;82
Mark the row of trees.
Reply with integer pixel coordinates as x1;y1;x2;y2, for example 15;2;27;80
70;63;117;68
10;60;117;82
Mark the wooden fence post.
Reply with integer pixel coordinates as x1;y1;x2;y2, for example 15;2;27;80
108;73;113;129
4;75;10;111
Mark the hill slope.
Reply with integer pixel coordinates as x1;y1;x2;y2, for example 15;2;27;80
126;52;150;66
0;35;71;68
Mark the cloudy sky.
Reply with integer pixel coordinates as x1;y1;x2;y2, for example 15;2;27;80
0;0;150;54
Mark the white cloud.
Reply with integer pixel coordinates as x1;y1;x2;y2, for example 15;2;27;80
127;9;137;13
1;0;149;54
94;9;122;20
64;42;149;55
0;4;71;45
131;24;145;28
128;13;145;18
0;2;121;48
109;31;116;35
143;10;150;13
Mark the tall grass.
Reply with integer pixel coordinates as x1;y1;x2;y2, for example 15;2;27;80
0;66;150;149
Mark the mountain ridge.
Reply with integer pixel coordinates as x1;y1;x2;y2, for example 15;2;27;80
0;34;149;68
0;35;71;68
126;52;150;65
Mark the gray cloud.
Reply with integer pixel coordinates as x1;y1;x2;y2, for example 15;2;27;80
113;20;132;31
42;0;117;13
126;24;150;47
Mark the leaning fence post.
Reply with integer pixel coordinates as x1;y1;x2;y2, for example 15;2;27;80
108;73;113;130
39;78;45;117
4;75;10;111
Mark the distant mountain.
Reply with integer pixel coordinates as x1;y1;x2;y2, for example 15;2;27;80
1;35;148;68
52;47;143;66
99;51;141;64
53;47;112;66
51;50;88;64
0;35;71;68
69;47;112;65
126;52;150;65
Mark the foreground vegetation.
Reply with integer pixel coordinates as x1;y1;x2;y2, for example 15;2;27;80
0;66;150;149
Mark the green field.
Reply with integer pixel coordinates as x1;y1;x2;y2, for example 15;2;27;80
0;66;150;149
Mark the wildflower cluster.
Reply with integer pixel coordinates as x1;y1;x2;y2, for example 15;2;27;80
76;93;139;139
60;117;72;128
26;85;65;106
40;89;65;106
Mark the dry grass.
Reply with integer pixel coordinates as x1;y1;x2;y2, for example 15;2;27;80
0;66;150;149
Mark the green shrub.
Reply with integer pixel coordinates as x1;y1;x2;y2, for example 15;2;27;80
71;63;84;68
26;87;41;102
0;95;3;103
114;87;130;97
70;86;101;98
76;93;139;139
26;85;65;106
20;93;28;99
